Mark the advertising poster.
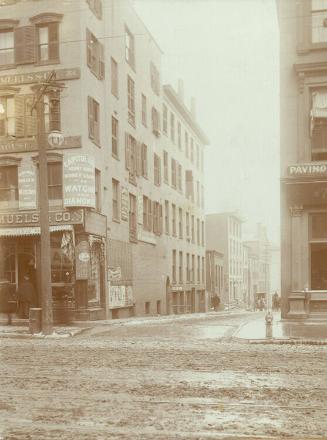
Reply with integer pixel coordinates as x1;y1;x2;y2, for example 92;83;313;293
63;153;95;208
18;164;37;210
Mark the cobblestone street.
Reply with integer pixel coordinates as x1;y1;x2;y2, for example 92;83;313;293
1;312;327;439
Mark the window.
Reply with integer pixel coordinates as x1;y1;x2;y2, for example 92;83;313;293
185;170;194;201
151;106;160;136
112;116;119;158
142;94;147;126
201;220;205;246
178;208;183;239
0;95;15;137
165;200;169;234
112;178;120;221
0;29;14;65
172;203;176;236
50;233;73;284
202;256;205;283
143;196;152;232
44;91;61;133
47;162;62;202
186;212;190;240
170;112;175;142
197;181;200;207
196;144;200;169
125;26;135;69
197;256;200;283
191;215;195;243
129;193;137;242
177;163;182;192
191;254;195;283
179;251;183;283
163;151;169;184
145;301;150;314
141;143;148;178
201;185;204;209
125;133;137;181
154;153;161;186
95;168;101;212
311;1;327;44
197;218;200;245
172;249;176;284
86;28;104;79
163;104;168;135
127;75;135;126
36;22;59;63
185;131;189;158
150;62;160;96
86;0;103;19
111;57;118;97
153;202;163;235
171;158;177;189
201;149;204;173
177;122;182;150
190;138;194;163
0;166;18;208
157;300;161;314
88;96;100;145
186;253;190;282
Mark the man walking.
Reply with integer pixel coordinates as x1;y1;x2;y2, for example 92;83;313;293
17;275;37;319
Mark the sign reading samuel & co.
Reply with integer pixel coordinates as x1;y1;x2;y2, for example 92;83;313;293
0;209;84;228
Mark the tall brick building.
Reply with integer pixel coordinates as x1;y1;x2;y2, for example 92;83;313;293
0;0;208;320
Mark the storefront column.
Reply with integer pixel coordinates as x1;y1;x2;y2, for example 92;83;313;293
288;205;307;318
74;234;89;320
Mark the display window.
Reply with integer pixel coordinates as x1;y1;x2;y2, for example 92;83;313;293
310;213;327;290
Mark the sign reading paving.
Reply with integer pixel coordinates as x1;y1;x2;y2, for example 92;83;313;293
63;153;95;208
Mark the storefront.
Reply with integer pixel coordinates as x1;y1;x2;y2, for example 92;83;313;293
0;208;107;321
283;164;327;318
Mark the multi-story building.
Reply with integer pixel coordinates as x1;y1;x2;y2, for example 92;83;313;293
206;250;224;305
205;213;243;306
0;0;208;320
278;0;327;319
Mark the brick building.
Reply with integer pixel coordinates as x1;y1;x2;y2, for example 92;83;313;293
278;0;327;319
0;0;208;320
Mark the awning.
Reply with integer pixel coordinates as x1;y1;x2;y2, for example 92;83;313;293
0;224;73;237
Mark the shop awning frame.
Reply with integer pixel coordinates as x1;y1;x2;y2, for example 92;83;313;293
0;224;73;237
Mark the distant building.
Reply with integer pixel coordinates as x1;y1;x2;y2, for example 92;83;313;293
206;250;224;305
206;213;243;305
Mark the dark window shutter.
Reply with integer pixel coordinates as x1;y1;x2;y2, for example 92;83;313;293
86;28;92;68
99;43;105;79
136;142;142;176
14;95;25;137
48;22;59;61
88;96;94;139
24;95;37;137
125;133;130;170
14;26;36;64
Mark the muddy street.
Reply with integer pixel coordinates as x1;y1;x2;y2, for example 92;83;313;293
1;312;326;439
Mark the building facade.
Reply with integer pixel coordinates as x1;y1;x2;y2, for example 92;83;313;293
279;0;327;319
205;213;243;306
0;0;208;320
206;250;224;305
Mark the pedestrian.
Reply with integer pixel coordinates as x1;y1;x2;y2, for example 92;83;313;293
212;295;220;311
273;292;279;311
0;279;16;325
16;275;37;319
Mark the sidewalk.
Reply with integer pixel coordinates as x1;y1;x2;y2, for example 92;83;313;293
0;309;245;339
233;312;327;345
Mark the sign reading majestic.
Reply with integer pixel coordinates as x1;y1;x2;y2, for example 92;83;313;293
63;153;95;208
0;67;80;86
288;163;327;176
0;209;84;228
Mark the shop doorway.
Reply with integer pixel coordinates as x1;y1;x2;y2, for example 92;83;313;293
311;243;327;290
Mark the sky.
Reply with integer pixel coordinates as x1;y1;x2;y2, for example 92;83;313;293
133;0;280;244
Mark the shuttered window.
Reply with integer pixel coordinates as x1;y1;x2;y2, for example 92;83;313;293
162;104;168;135
141;143;148;178
47;162;62;202
88;96;100;145
14;26;36;64
153;201;163;235
125;133;137;183
151;106;160;136
37;22;59;63
127;75;135;126
86;0;103;19
112;116;119;158
171;158;177;189
163;151;169;184
0;166;18;206
112;178;120;221
111;57;118;97
142;94;147;126
86;28;105;80
14;94;37;138
154;153;161;186
0;29;14;65
125;26;135;70
44;91;61;133
0;96;15;137
150;62;160;96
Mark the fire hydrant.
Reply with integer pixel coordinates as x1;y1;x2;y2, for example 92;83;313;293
265;311;273;339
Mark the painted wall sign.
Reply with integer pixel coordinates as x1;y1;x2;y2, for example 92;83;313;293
0;136;82;155
108;285;134;309
75;240;90;280
137;229;156;245
0;67;80;87
107;266;122;282
121;187;129;221
288;163;327;176
63;153;95;208
18;164;37;210
0;209;84;228
84;210;107;237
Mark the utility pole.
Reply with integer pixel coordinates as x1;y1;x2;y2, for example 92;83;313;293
32;71;60;335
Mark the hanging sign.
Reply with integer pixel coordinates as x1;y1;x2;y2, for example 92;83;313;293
18;164;37;210
108;285;134;308
75;240;90;280
63;153;95;208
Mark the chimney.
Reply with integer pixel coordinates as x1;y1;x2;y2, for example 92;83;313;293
177;78;184;102
190;96;196;120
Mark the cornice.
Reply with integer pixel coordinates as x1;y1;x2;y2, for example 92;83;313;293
294;61;327;76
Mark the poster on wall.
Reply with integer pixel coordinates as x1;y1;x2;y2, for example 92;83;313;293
108;285;134;308
63;153;95;208
121;187;129;221
18;164;37;210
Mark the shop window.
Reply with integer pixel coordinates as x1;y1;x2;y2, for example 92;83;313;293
0;165;18;208
125;26;135;70
310;213;327;290
47;162;62;204
86;28;104;80
88;243;101;304
50;233;73;284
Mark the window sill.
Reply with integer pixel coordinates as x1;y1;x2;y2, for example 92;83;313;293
0;63;16;71
35;59;60;67
89;136;101;148
112;218;120;224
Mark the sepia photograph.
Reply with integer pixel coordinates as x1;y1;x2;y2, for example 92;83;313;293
0;0;326;438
